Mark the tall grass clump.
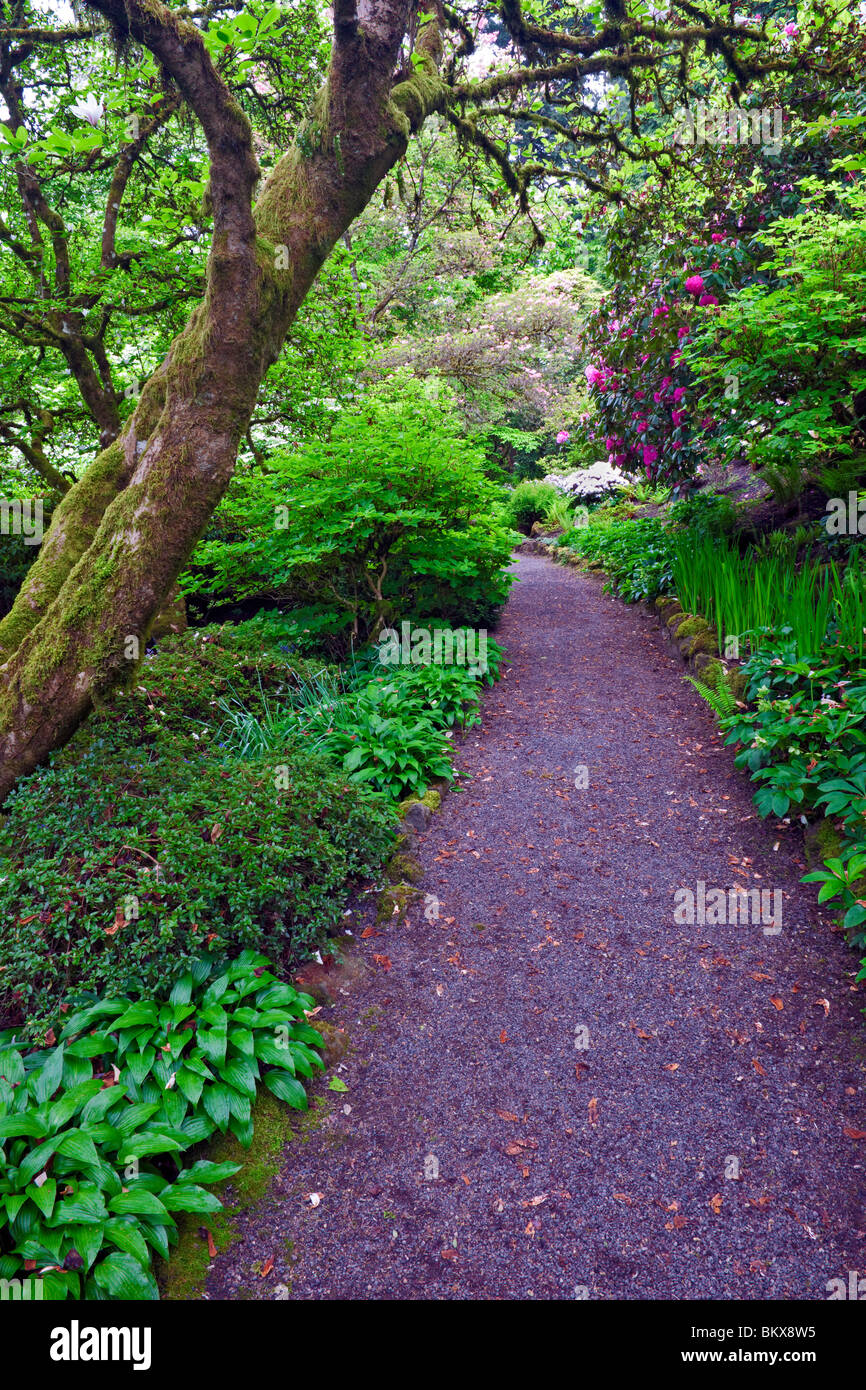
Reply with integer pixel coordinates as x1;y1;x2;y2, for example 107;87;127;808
672;535;864;660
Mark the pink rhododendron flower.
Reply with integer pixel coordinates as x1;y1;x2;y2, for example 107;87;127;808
784;22;798;36
642;445;658;466
672;387;687;403
711;233;725;243
698;293;719;306
556;430;570;444
684;274;705;295
585;365;603;387
671;409;685;427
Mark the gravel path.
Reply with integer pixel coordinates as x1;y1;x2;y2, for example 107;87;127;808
209;554;866;1300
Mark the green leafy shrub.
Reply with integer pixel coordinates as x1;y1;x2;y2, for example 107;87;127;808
0;745;395;1031
0;951;322;1299
711;639;866;948
184;378;516;647
559;514;675;602
503;480;559;534
684;179;866;491
217;634;504;800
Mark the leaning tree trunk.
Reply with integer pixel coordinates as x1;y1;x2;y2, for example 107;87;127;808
0;0;445;802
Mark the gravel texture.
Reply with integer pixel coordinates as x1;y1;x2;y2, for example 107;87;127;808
208;554;866;1301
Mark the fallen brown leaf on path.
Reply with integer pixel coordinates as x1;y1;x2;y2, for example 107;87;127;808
815;997;830;1017
588;1097;599;1125
769;996;784;1011
843;1127;866;1140
709;1193;723;1215
360;927;377;939
261;1256;274;1278
372;954;392;971
496;1110;520;1123
520;1194;547;1208
752;1058;767;1076
663;1063;679;1072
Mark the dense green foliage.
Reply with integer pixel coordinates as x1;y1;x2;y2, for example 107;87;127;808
0;951;322;1299
185;382;515;644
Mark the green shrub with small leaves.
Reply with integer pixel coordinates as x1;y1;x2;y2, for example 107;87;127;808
0;745;395;1033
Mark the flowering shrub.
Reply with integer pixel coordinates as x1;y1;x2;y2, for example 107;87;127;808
578;232;754;485
542;462;625;504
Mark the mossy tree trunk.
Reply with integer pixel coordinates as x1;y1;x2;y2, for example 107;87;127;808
0;0;445;801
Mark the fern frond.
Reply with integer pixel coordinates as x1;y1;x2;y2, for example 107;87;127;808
684;674;737;720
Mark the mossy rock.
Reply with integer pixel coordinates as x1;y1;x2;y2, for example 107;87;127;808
726;668;749;701
386;851;424;885
667;609;690;630
376;882;419;925
692;656;726;690
686;632;720;658
804;817;843;870
398;788;441;818
675;615;710;641
309;1020;350;1067
655;596;681;614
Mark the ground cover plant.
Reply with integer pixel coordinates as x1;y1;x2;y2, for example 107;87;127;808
0;951;322;1299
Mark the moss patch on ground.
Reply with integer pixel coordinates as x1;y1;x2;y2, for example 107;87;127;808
157;1088;323;1301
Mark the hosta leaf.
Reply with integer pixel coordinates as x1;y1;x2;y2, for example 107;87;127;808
118;1131;185;1161
65;1034;115;1058
68;1222;104;1270
52;1192;108;1224
222;1057;257;1096
49;1079;103;1129
124;1048;156;1086
27;1178;56;1218
169;973;194;1006
254;1036;296;1070
198;1029;227;1066
228;1113;254;1147
109;1188;170;1219
0;1048;25;1086
201;1084;231;1132
91;1251;159;1301
175;1068;204;1106
264;1070;308;1110
109;1003;159;1031
55;1130;100;1167
41;1270;81;1300
0;1113;48;1140
179;1114;214;1143
180;1159;241;1184
160;1183;222;1214
113;1102;160;1135
18;1140;60;1186
103;1218;150;1267
31;1046;65;1104
81;1085;128;1124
